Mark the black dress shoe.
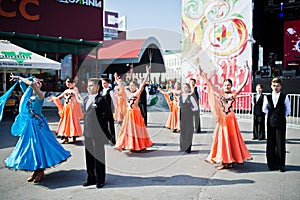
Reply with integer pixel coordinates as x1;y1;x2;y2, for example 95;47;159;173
83;180;97;187
110;140;116;145
268;167;279;171
280;167;286;172
96;183;105;188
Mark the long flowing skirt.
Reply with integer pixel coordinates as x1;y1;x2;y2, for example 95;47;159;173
5;116;71;171
165;101;180;131
56;102;83;137
206;112;252;164
162;93;180;131
115;107;153;151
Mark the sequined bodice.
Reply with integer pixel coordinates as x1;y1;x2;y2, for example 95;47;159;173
127;94;139;109
220;95;235;115
64;89;76;104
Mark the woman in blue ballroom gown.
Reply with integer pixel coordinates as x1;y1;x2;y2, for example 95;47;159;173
1;74;71;183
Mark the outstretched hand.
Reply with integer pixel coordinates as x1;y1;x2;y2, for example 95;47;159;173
9;73;19;81
146;64;151;74
47;97;54;102
245;60;250;70
114;72;121;82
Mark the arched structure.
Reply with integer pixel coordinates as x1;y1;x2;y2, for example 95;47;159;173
96;37;165;75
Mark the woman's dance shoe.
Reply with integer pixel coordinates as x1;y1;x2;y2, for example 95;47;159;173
33;171;44;183
61;138;69;144
217;163;233;170
27;171;39;182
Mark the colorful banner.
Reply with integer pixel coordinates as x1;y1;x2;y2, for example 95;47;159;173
182;0;252;110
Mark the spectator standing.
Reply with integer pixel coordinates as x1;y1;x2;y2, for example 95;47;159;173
253;84;265;140
189;78;201;133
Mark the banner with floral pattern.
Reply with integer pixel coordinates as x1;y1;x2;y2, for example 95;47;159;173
182;0;253;109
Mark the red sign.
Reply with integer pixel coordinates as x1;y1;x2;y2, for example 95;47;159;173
0;0;103;41
284;20;300;68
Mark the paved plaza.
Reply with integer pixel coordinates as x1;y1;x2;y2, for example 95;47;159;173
0;109;299;200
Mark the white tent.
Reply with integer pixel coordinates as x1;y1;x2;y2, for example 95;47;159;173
0;40;61;91
0;40;61;73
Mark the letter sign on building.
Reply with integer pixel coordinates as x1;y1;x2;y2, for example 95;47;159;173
0;0;39;21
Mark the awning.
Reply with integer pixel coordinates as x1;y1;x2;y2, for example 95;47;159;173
0;40;61;73
87;37;166;74
0;32;101;55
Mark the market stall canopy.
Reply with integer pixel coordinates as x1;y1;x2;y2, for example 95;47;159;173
86;37;165;74
0;40;61;73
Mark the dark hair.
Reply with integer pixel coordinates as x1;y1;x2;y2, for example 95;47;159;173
190;78;196;83
256;83;263;89
101;78;111;83
272;77;282;84
66;78;75;83
223;78;233;86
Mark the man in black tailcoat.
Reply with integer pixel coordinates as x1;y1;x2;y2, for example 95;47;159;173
100;78;116;145
83;78;111;189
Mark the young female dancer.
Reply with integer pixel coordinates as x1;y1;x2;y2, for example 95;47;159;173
113;79;127;126
48;78;84;144
199;64;252;169
1;74;71;183
114;65;153;151
157;82;182;132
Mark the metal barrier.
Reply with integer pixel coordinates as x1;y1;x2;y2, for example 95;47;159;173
200;92;300;127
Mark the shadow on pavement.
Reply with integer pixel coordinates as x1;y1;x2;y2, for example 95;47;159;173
231;161;300;173
39;169;86;189
241;131;254;134
286;138;300;145
119;149;211;158
245;140;266;145
105;174;254;188
0;121;18;149
248;149;266;154
38;170;255;189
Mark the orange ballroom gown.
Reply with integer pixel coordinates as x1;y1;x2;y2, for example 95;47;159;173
162;92;180;131
115;92;153;151
206;92;252;164
51;90;83;138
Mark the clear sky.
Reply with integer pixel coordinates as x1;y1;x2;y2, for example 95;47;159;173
104;0;182;50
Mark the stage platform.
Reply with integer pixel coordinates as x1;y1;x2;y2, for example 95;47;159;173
253;77;300;94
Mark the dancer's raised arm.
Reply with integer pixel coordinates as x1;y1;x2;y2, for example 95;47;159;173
114;73;126;95
136;65;151;95
10;73;44;100
236;61;250;94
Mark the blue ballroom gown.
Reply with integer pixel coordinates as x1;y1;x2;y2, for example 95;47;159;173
3;82;71;171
